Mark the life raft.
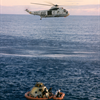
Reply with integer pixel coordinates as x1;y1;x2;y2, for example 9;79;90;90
53;92;65;100
25;91;53;100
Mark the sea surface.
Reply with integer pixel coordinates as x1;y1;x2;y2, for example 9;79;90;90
0;14;100;100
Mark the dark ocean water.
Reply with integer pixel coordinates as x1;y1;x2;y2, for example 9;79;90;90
0;14;100;100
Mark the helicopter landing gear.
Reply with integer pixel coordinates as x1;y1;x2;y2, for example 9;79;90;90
40;17;42;20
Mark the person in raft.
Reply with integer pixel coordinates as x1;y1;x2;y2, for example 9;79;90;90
42;88;47;97
48;87;53;96
55;88;61;97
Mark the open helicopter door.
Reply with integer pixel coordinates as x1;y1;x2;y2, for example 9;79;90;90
48;10;52;15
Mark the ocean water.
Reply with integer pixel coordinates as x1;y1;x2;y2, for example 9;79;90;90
0;14;100;100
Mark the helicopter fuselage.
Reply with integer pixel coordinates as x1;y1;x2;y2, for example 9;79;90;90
26;7;69;19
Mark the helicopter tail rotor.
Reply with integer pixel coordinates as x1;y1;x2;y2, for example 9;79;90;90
25;8;30;13
25;9;29;12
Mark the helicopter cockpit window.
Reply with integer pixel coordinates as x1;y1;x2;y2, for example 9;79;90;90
50;8;59;10
64;9;67;12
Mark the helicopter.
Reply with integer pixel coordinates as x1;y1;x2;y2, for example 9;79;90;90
25;2;69;20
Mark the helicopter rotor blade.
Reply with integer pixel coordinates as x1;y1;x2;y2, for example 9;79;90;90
45;1;55;6
54;3;79;7
31;3;51;6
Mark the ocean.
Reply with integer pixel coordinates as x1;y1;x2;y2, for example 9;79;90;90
0;14;100;100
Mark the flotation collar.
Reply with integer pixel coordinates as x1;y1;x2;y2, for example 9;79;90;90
53;92;65;100
25;92;53;100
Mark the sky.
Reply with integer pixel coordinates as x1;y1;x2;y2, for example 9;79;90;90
0;0;100;15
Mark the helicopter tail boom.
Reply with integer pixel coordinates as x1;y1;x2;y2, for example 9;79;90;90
25;9;34;14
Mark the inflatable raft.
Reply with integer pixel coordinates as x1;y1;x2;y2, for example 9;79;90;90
53;92;65;100
25;92;65;100
25;91;53;100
